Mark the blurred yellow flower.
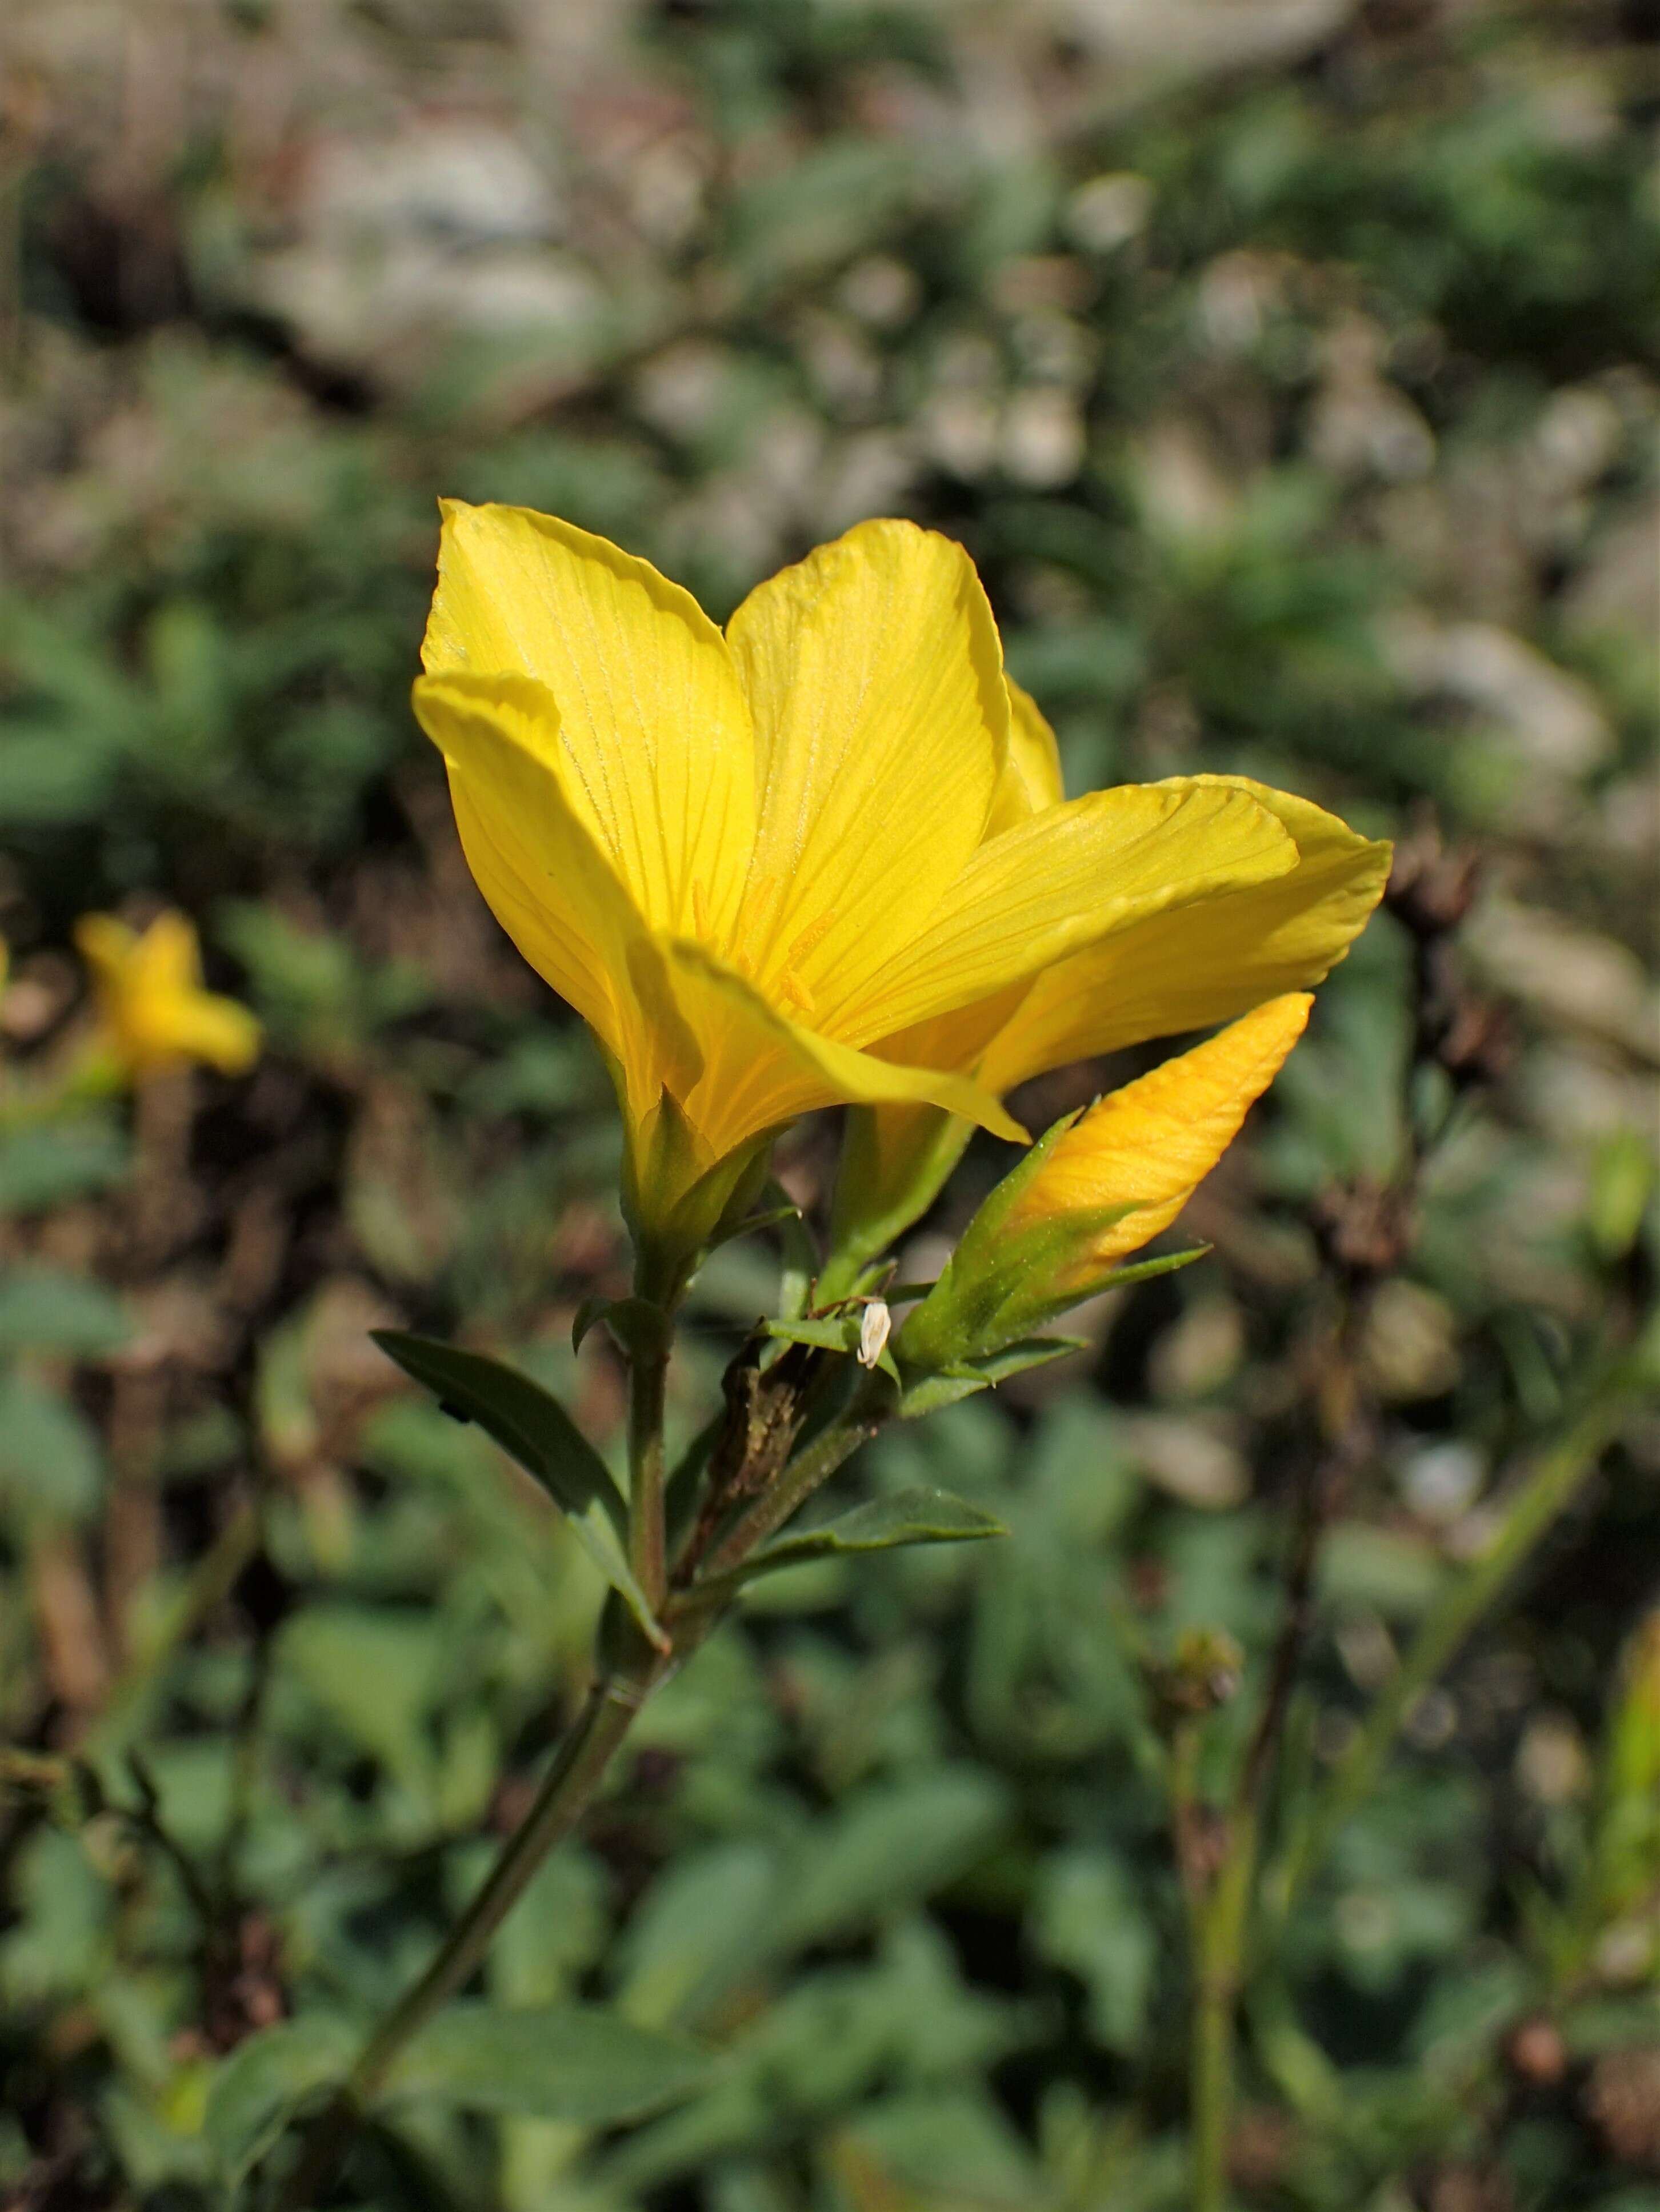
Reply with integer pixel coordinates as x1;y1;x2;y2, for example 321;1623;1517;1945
902;995;1313;1368
75;911;261;1081
414;503;1344;1251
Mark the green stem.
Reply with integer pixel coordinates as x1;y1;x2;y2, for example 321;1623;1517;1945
278;1669;653;2207
627;1334;670;1612
1270;1383;1638;1920
1191;1813;1257;2212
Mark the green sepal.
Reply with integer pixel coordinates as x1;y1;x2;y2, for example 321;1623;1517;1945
898;1335;1087;1418
708;1193;802;1252
903;1232;1209;1381
894;1108;1093;1370
897;1104;1214;1377
694;1485;1004;1596
372;1331;668;1652
622;1089;776;1308
1061;1244;1211;1303
570;1294;609;1355
766;1178;821;1320
819;1103;975;1305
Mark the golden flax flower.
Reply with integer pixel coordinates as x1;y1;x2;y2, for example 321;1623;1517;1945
902;993;1313;1371
74;911;261;1081
414;503;1380;1273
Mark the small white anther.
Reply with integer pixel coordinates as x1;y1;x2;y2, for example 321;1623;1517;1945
857;1299;891;1369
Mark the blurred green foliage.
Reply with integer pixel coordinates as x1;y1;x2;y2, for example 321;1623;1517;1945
0;2;1656;2207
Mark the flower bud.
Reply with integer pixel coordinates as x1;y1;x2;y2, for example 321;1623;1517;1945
899;995;1311;1377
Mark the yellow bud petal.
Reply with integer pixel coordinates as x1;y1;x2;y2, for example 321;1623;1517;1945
1005;992;1313;1283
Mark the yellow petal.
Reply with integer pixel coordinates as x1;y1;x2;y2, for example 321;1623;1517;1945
843;780;1297;1045
724;518;1007;1027
1007;993;1313;1272
130;909;206;996
422;502;755;941
74;913;139;991
156;992;262;1075
657;939;1026;1168
983;678;1065;836
414;671;683;1129
979;779;1390;1093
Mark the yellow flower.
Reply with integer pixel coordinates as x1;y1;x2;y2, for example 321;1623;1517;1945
901;995;1312;1373
74;911;261;1081
414;503;1355;1275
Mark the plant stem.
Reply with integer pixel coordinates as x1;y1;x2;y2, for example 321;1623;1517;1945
697;1384;886;1584
1191;1809;1257;2212
1271;1382;1637;1920
627;1332;670;1611
278;1668;653;2208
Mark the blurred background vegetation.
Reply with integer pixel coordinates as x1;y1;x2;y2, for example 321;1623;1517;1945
0;2;1656;2207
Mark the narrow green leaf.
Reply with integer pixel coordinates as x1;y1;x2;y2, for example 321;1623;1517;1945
373;1331;668;1649
711;1486;1005;1590
205;2016;356;2183
570;1293;610;1355
371;1331;621;1526
566;1504;673;1654
899;1336;1086;1418
383;2001;715;2123
763;1315;858;1354
1074;1244;1210;1299
766;1177;821;1321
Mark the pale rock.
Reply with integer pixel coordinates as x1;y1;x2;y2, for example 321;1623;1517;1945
1384;614;1611;777
1361;1279;1460;1403
1467;900;1659;1063
1058;0;1351;79
1514;1711;1591;1805
1065;173;1154;254
838;256;922;329
1119;1413;1250;1508
1000;387;1086;488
